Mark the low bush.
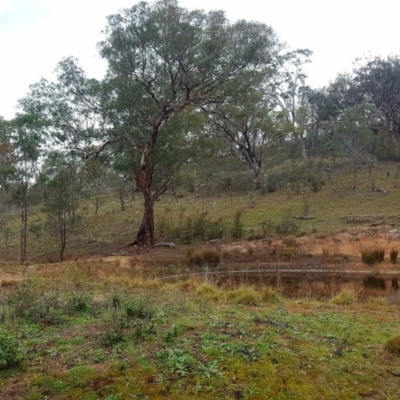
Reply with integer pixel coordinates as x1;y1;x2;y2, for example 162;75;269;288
275;214;299;235
230;209;245;239
0;330;24;370
10;283;65;325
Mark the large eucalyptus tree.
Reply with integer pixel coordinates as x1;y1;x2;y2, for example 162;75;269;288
21;0;281;246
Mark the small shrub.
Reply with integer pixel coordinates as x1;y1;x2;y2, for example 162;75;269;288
330;289;358;305
174;211;224;243
361;248;385;265
309;175;324;192
164;324;184;343
246;231;263;241
103;309;128;346
0;330;24;370
283;248;293;259
124;298;153;320
275;214;299;235
10;283;65;325
260;219;274;236
384;335;400;354
71;293;92;312
230;209;244;239
390;249;398;264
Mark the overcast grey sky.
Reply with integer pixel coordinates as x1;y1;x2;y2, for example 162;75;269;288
1;0;399;119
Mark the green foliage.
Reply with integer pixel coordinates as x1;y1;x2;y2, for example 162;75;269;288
0;330;24;370
157;348;196;377
71;292;92;313
159;208;224;243
309;174;325;192
260;219;275;236
103;294;156;345
10;282;65;325
274;212;299;234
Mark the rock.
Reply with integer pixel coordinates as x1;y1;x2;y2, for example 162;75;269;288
153;242;175;248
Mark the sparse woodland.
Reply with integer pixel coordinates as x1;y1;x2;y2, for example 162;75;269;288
0;0;400;261
1;2;400;399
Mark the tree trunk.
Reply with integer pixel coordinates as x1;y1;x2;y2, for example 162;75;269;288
59;211;67;261
20;202;28;265
295;134;308;162
132;167;155;246
119;186;125;211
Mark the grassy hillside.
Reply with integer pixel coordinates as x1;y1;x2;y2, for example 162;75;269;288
0;160;398;263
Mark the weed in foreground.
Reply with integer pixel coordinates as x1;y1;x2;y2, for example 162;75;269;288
330;288;358;305
361;248;385;265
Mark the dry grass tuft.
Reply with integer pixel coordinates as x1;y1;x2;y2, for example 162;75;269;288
384;335;400;354
0;280;20;287
361;248;385;265
390;249;398;264
367;296;388;305
188;248;222;267
177;280;198;292
195;283;219;300
322;247;329;256
226;286;261;305
330;288;359;305
261;287;280;303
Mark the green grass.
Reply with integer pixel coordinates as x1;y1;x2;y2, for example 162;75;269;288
0;276;400;399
